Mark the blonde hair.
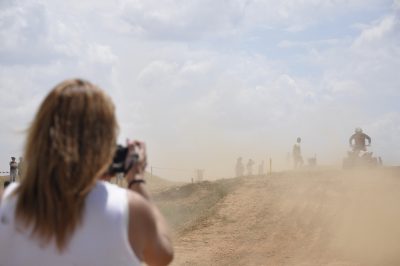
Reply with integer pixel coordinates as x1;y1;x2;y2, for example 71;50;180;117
15;79;118;251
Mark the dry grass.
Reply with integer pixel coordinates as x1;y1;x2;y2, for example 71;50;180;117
153;177;240;235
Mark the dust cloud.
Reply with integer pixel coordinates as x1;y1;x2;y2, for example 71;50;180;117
144;126;347;182
329;169;400;265
169;167;400;265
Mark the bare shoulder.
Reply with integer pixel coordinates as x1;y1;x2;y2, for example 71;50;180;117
126;190;153;220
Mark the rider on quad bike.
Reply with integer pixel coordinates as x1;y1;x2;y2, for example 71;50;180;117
343;128;379;169
349;128;371;152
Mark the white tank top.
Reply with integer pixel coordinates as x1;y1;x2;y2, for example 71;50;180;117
0;181;141;266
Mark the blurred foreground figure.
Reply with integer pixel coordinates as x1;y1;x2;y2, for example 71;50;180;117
349;127;371;152
292;137;303;169
0;79;173;266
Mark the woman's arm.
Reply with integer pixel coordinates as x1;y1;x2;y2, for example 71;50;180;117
124;140;174;266
127;189;174;266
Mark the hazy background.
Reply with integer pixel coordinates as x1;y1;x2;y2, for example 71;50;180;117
0;0;399;181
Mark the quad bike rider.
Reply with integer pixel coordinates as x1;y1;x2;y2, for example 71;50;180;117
349;127;371;153
343;128;378;168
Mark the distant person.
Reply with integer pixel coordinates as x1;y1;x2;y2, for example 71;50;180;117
235;157;244;177
17;157;23;180
349;128;371;152
292;137;303;169
9;157;17;182
246;159;254;176
0;79;173;266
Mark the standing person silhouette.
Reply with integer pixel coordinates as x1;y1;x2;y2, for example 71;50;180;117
9;157;17;182
0;79;173;266
292;137;303;169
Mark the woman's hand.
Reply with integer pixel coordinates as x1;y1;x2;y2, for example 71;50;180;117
125;140;147;183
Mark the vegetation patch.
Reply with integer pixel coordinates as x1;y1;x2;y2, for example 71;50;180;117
154;177;241;235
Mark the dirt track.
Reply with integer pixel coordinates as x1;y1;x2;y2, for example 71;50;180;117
172;169;400;266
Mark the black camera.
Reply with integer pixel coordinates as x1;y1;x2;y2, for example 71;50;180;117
108;145;138;175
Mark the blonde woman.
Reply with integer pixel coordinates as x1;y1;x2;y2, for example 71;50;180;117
0;79;173;266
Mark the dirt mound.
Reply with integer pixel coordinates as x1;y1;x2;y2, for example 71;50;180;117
154;178;240;234
171;169;400;266
144;172;182;193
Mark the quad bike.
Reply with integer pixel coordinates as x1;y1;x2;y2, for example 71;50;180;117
342;145;381;169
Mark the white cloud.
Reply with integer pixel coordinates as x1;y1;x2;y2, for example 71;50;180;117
0;0;399;176
278;39;341;49
353;15;399;48
86;0;390;42
324;79;363;95
48;21;85;57
117;0;246;40
394;0;400;9
87;44;117;64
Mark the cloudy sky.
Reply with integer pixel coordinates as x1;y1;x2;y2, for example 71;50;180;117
0;0;399;180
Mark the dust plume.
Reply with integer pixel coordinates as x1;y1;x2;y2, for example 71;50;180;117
168;167;400;265
329;169;400;265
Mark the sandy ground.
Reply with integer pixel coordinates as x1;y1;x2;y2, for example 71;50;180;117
172;168;400;266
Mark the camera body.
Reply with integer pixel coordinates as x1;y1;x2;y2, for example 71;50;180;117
108;145;138;175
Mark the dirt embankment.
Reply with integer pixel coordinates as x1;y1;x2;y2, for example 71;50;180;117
0;175;9;194
165;168;400;266
155;178;240;235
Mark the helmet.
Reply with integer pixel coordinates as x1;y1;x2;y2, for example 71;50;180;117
355;127;362;133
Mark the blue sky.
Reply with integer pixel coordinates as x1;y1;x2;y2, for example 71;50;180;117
0;0;399;180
